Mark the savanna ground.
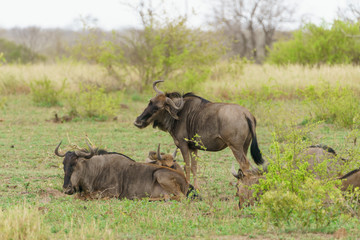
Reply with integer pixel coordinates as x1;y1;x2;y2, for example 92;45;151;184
0;62;360;239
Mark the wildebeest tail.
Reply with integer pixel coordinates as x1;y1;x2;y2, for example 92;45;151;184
186;184;202;200
245;116;264;165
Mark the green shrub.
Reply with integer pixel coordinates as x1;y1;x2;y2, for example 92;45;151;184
29;77;65;107
64;84;122;121
267;20;360;65
251;127;345;230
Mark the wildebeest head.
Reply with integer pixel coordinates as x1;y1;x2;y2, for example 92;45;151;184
145;144;178;169
54;141;95;195
231;163;267;208
134;80;184;129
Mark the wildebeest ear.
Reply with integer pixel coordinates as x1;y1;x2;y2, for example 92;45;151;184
145;158;157;164
164;105;180;120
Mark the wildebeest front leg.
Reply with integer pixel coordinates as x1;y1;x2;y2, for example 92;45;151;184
179;146;191;183
229;146;250;178
190;149;199;189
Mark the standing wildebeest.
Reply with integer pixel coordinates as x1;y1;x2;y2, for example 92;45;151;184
54;141;189;201
145;144;183;173
134;80;264;189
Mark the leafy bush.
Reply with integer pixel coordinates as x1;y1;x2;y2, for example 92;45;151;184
0;38;45;63
301;83;360;129
29;77;65;107
252;127;345;230
267;20;360;65
64;84;122;121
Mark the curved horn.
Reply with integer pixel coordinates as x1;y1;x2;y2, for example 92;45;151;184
153;80;164;95
55;141;66;157
172;147;178;159
157;144;162;161
75;141;95;159
165;97;184;110
231;162;241;179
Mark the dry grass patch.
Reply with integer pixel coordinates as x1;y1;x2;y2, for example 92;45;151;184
0;204;48;240
205;63;360;99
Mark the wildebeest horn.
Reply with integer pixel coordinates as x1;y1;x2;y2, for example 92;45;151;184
55;141;66;157
75;141;95;159
153;80;164;95
157;144;162;161
166;97;184;110
172;147;178;159
231;162;242;179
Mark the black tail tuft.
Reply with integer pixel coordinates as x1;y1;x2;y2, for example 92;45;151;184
186;184;202;200
245;116;264;165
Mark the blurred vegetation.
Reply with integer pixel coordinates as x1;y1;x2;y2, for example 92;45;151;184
300;83;360;129
30;77;65;107
64;84;123;121
267;21;360;65
122;16;223;92
0;38;45;63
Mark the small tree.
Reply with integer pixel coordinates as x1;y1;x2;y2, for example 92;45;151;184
71;17;126;80
122;0;223;91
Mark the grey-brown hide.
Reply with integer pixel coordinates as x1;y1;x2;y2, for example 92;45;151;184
134;80;264;189
145;144;184;174
55;142;189;200
340;168;360;191
296;144;346;179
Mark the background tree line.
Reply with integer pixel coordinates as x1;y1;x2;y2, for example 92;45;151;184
0;0;359;89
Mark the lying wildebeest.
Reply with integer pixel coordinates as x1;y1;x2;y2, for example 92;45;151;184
232;145;359;208
134;80;264;189
296;144;347;178
340;168;360;191
145;144;183;173
54;141;189;201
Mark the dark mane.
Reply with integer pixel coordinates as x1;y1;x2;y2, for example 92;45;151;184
166;92;182;99
75;148;135;162
95;149;135;161
308;144;337;155
340;168;360;180
182;92;211;104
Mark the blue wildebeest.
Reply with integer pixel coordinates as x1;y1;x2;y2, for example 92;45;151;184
145;144;183;173
134;80;264;189
54;141;189;201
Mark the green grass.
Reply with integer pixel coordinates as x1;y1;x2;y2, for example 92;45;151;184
1;90;359;239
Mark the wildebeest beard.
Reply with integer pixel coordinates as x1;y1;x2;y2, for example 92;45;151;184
152;112;177;132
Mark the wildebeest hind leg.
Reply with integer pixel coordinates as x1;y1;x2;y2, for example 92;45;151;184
155;172;186;201
229;146;250;177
